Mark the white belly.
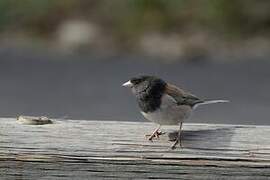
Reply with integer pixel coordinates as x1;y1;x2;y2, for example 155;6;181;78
141;94;192;125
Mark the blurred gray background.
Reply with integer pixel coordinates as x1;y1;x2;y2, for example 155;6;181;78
0;1;269;125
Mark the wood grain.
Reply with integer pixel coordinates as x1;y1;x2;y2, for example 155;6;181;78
0;118;270;179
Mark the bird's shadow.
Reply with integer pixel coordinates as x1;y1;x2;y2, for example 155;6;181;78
166;127;235;150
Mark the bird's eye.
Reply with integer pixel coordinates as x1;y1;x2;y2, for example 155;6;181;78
130;76;149;85
130;78;142;85
131;77;147;85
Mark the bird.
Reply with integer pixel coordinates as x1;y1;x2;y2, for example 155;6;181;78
122;75;228;149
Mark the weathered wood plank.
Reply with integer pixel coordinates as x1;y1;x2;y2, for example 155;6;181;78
0;118;270;179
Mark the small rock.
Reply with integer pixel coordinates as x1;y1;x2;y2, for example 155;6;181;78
17;115;53;125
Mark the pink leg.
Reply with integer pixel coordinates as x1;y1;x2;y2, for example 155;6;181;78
171;122;183;149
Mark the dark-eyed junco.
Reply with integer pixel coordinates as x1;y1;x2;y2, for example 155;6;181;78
123;75;228;149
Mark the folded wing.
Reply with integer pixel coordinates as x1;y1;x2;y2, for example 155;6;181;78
165;83;204;107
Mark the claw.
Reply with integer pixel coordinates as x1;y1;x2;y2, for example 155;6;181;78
171;138;182;150
145;130;165;141
170;122;183;150
145;125;163;141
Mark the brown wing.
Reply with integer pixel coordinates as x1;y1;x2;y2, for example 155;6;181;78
165;83;203;107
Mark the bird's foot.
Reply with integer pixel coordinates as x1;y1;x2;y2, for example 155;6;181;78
170;138;183;150
145;130;165;141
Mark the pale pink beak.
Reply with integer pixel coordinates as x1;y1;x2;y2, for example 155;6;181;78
122;80;133;87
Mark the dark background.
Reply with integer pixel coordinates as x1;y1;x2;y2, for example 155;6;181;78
0;1;269;125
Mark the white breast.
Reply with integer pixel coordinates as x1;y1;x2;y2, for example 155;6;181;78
141;94;192;125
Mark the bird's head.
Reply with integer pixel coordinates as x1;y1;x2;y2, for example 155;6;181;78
122;75;166;95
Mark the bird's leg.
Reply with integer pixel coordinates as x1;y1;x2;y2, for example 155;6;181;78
171;122;183;149
145;125;162;141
